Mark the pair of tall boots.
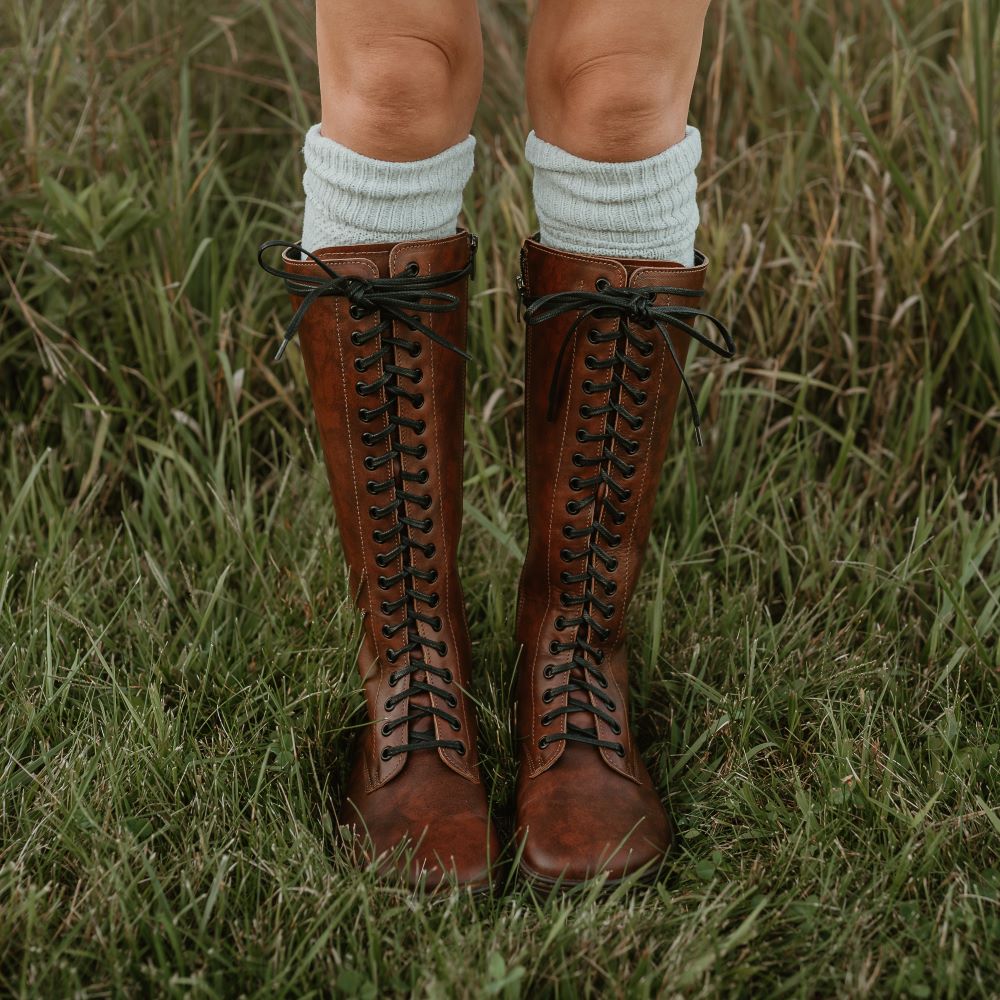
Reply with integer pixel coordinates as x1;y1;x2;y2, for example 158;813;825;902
259;228;732;890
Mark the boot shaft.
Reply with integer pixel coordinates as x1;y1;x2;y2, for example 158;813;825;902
263;231;480;788
515;237;732;778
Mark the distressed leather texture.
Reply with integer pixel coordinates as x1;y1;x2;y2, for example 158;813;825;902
514;238;711;884
282;230;498;889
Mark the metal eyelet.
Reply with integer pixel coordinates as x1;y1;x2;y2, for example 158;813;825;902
549;640;560;653
582;380;596;393
538;737;549;749
381;723;392;736
559;548;572;562
412;393;425;408
579;405;592;419
428;593;440;607
635;390;648;405
380;747;393;760
410;343;422;358
425;543;436;558
456;743;466;755
595;277;611;290
606;557;619;571
605;581;618;595
354;358;366;372
441;668;453;683
413;368;424;383
449;719;461;732
554;616;566;630
562;524;575;538
363;456;377;471
543;690;554;703
415;444;427;459
543;665;555;679
384;699;394;711
584;356;597;370
381;624;392;638
638;367;651;383
540;713;552;726
610;721;622;735
569;477;582;491
377;575;390;590
446;694;458;708
387;670;399;685
615;745;626;758
350;304;366;320
350;330;363;346
415;420;426;434
431;617;442;631
559;571;572;584
576;429;588;443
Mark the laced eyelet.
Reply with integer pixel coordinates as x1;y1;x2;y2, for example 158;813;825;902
449;719;461;732
425;543;436;558
610;721;622;735
621;489;632;501
549;640;560;653
355;381;366;393
538;737;549;749
543;665;555;679
413;368;424;383
412;393;425;408
381;747;393;760
606;700;617;712
554;616;567;630
587;329;599;344
446;694;458;708
543;689;554;703
415;444;427;459
634;417;645;430
410;343;422;358
456;743;466;755
404;261;419;275
428;593;440;607
415;419;426;434
635;390;648;405
377;575;390;590
559;548;572;563
384;699;395;711
540;713;552;726
559;571;572;584
381;602;392;614
428;569;439;582
361;432;375;446
388;670;399;685
624;465;636;479
366;480;378;494
441;668;453;683
381;624;392;638
595;277;611;290
606;557;619;571
381;723;392;736
431;617;442;631
416;469;429;484
354;358;366;372
584;355;597;370
582;380;596;393
368;505;379;517
364;456;377;471
579;405;593;419
569;477;582;491
562;524;575;538
615;745;626;758
566;500;580;515
605;581;618;595
350;330;363;346
625;441;640;455
638;367;651;383
350;304;366;320
611;534;622;546
639;341;654;357
612;511;626;525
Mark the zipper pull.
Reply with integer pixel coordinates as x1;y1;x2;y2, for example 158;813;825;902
468;233;479;280
515;274;526;322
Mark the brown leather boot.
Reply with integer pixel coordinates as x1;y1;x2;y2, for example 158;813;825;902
258;230;499;891
513;237;733;887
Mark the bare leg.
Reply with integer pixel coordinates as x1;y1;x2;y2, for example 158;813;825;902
526;0;710;161
317;0;483;161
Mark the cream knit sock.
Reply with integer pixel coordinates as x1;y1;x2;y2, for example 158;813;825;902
300;125;475;251
525;127;702;266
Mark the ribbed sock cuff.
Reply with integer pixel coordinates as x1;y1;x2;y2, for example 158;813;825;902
301;125;475;251
525;127;702;266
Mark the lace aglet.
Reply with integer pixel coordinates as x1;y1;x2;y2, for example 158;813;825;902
274;337;291;362
694;424;704;447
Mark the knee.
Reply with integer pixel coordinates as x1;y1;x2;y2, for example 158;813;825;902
324;29;482;160
528;44;700;161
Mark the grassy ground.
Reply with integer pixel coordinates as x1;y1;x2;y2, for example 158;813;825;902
2;0;999;995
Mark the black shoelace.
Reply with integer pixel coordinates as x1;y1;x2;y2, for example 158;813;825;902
522;273;734;754
258;240;477;759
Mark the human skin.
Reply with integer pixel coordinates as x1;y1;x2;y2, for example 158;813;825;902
315;0;711;162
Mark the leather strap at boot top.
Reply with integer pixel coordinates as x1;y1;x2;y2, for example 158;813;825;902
517;238;734;779
257;230;482;788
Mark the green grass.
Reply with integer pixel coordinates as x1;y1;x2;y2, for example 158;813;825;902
2;0;999;995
